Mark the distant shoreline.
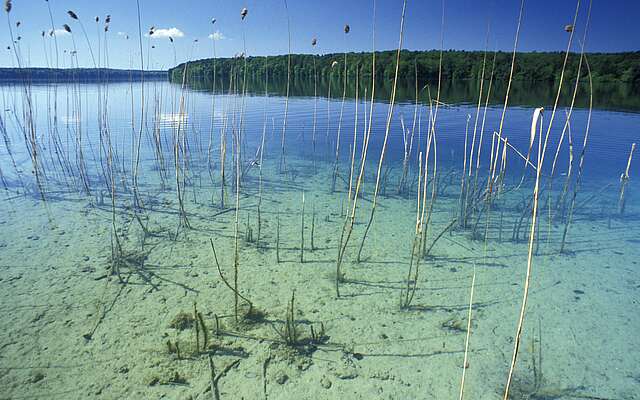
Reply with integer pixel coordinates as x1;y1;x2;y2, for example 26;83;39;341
0;68;168;82
169;50;640;86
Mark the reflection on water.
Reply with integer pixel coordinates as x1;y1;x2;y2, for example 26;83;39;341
182;75;640;112
158;112;189;128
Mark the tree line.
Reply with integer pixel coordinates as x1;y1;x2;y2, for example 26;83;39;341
169;50;640;86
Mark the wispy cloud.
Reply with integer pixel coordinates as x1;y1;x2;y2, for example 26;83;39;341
52;28;70;37
147;27;184;39
208;30;225;41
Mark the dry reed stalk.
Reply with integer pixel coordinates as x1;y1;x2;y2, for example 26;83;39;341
231;65;244;322
312;38;318;171
256;91;267;247
207;18;218;185
210;239;253;321
398;69;419;195
560;3;593;254
333;0;377;295
279;0;292;173
335;61;360;296
458;267;476;400
458;114;471;225
276;210;281;263
174;62;191;231
552;114;574;227
504;5;583;395
347;66;360;205
400;151;425;309
618;143;636;215
418;3;445;257
356;0;407;263
515;108;540;189
300;192;305;262
331;27;350;192
132;0;146;209
464;33;490;225
503;105;547;400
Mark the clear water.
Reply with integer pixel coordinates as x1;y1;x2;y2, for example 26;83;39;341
0;80;638;399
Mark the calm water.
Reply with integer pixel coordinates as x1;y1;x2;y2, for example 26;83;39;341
0;80;638;399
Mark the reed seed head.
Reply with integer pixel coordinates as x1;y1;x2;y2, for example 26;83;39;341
41;30;45;37
344;24;350;34
95;16;99;23
331;60;338;68
211;18;216;25
63;24;72;33
311;37;317;46
67;10;78;20
105;15;111;24
4;0;11;13
564;24;574;32
169;36;174;43
241;7;248;20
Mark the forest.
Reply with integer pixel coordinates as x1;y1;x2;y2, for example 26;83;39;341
169;50;640;86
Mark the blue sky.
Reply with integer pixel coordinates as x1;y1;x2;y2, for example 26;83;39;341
1;0;638;70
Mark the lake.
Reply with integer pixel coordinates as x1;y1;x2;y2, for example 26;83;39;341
0;78;638;399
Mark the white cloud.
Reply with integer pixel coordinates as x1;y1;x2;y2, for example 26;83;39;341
208;30;225;41
147;27;184;39
52;28;70;37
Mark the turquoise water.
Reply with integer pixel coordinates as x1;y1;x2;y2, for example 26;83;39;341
0;80;638;399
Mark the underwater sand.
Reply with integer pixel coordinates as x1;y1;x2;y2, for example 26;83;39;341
1;82;639;400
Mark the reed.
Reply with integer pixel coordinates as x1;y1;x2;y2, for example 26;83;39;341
618;143;636;215
504;7;584;395
331;24;350;192
553;115;574;225
335;62;360;295
232;68;243;322
400;151;425;309
279;0;292;173
256;94;267;247
398;114;415;195
463;33;490;227
311;205;316;251
356;0;406;263
278;290;299;346
560;4;594;254
300;192;305;263
458;114;471;225
132;1;146;209
311;37;318;171
418;6;445;259
333;0;377;296
397;63;418;196
481;0;525;251
210;239;253;323
458;267;476;400
207;18;218;186
276;210;281;263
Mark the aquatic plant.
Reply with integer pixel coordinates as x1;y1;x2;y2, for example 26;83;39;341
618;142;636;215
356;0;407;265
